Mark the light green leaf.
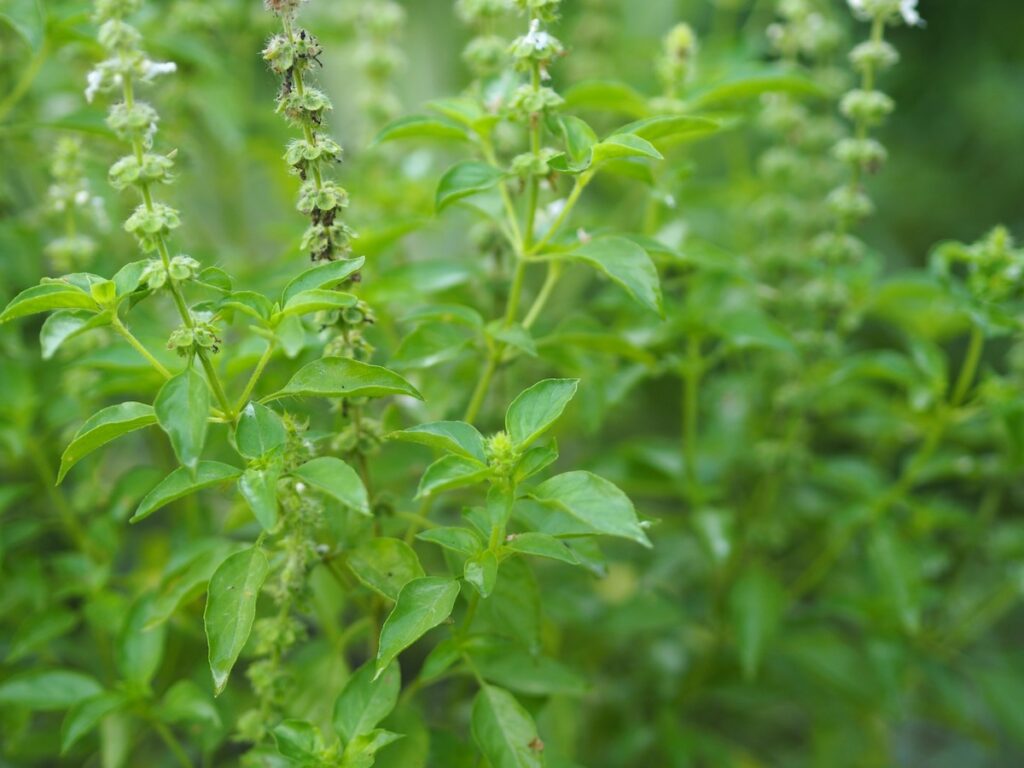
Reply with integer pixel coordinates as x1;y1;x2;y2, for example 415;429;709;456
158;680;221;730
563;79;650;117
132;462;242;523
145;541;242;630
487;321;537;358
504;532;581;566
436;161;504;213
342;729;405;767
281;257;365;304
590;133;663;166
277;289;358;320
347;538;425;601
292;456;370;516
0;0;45;50
41;310;111;360
471;685;544;768
611;114;722;144
375;115;470;144
505;379;579;449
416;526;483;556
691;71;824;108
117;597;166;688
155;369;211;471
464;550;498;598
391;421;487;463
6;610;78;663
375;577;460;676
416;455;492;499
239;467;280;531
61;693;126;755
333;661;401;744
526;471;651;547
0;670;103;711
0;282;98;323
59;402;157;483
728;567;785;680
204;546;270;695
548;237;663;316
235;401;287;460
474;647;587;697
268;357;422;401
273;720;320;761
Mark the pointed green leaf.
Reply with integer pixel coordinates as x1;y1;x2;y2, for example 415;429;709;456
277;289;358;320
273;720;321;761
155;369;211;471
505;379;579;449
391;421;487;463
590;133;662;166
0;282;98;323
526;471;651;547
416;526;484;557
239;467;280;530
416;455;492;499
611;115;722;144
549;237;663;315
375;577;460;676
728;567;786;681
471;685;544;768
204;547;270;695
41;310;112;360
235;401;287;460
59;402;157;483
333;661;401;744
375;115;470;144
436;161;504;213
132;462;242;523
504;532;581;566
268;357;422;401
61;693;126;755
292;456;370;516
347;538;425;601
117;597;166;688
0;670;103;711
464;550;498;598
282;257;365;304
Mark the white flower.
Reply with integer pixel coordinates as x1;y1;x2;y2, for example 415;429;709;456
900;0;924;27
74;190;91;206
141;59;177;81
84;69;104;103
523;19;556;52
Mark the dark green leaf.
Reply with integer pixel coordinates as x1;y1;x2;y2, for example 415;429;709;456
155;369;211;471
59;402;157;483
547;237;663;315
235;401;287;460
333;661;401;744
416;455;492;498
292;456;370;516
391;421;487;462
132;462;242;523
269;357;422;401
282;258;365;304
526;471;651;547
375;577;461;676
347;538;425;601
471;685;544;768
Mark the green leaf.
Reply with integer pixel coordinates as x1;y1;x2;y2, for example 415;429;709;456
41;310;111;360
273;720;321;761
391;322;477;369
436;161;504;213
132;462;242;523
0;670;103;711
292;456;370;516
117;597;166;688
558;115;598;167
611;115;722;144
548;237;663;315
219;290;273;323
277;289;358;320
342;729;405;767
0;0;45;50
474;647;587;696
268;357;422;401
391;421;487;463
728;567;785;680
146;541;242;629
715;309;796;353
590;133;663;166
504;532;581;566
158;680;221;730
514;444;559;483
61;693;126;755
204;546;270;695
525;471;651;547
375;115;470;144
58;402;157;483
235;401;287;460
347;538;425;601
869;524;921;635
375;577;461;676
506;378;579;449
416;455;492;499
691;71;824;108
282;258;365;304
0;282;97;323
487;321;537;357
6;610;78;663
471;685;544;768
416;526;484;557
155;369;211;471
464;550;498;598
333;661;401;744
239;467;280;531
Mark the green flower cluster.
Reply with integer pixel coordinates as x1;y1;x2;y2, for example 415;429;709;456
44;138;103;271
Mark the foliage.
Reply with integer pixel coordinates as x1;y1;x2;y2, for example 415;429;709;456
1;0;1023;766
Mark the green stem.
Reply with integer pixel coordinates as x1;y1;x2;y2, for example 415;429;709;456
0;40;49;124
464;347;500;424
529;170;593;256
522;261;562;330
27;438;98;559
951;326;984;406
235;341;276;411
198;352;235;421
682;334;703;497
151;721;193;768
111;315;172;378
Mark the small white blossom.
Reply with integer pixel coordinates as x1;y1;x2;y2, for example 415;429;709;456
523;19;556;52
74;190;91;206
900;0;924;27
295;481;307;494
84;69;104;103
141;60;177;81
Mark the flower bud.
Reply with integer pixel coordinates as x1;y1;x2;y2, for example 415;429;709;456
839;89;894;126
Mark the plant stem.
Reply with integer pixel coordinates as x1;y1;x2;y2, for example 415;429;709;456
682;334;703;498
464;347;500;424
951;325;984;406
522;261;562;330
151;721;193;768
0;40;49;124
111;315;172;378
529;170;593;256
235;341;276;411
